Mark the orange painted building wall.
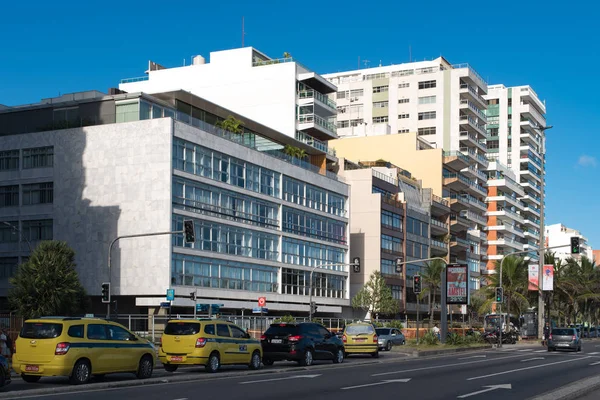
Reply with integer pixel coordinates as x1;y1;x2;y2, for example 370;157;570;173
486;187;498;271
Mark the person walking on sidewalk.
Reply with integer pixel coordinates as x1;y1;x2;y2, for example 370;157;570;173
542;322;550;347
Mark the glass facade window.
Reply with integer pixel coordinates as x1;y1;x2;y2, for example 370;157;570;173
327;194;346;217
391;285;402;300
381;259;397;275
22;147;53;169
282;238;345;269
171;253;277;292
0;257;18;279
173;178;279;229
0;222;19;243
406;241;429;258
173;138;281;198
373;186;394;198
172;215;279;261
381;234;402;254
281;267;346;298
283;177;304;205
382;210;402;231
0;185;19;207
22;182;53;205
406;217;429;237
282;207;346;245
0;150;19;171
306;185;326;212
22;219;53;241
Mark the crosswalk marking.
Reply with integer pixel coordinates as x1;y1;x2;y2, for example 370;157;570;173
587;352;599;355
534;350;547;353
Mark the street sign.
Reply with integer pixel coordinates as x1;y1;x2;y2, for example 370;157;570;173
211;304;224;313
197;304;209;312
252;307;268;314
166;289;175;301
84;313;94;318
258;296;266;307
160;302;171;308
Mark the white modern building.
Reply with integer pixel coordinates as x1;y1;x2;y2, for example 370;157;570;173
119;47;338;163
484;85;547;266
0;89;350;315
545;223;594;262
324;58;488;276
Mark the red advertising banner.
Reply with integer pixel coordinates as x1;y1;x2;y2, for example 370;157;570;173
446;264;468;304
542;264;554;291
528;265;539;291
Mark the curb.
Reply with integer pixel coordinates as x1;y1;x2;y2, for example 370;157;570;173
528;375;600;400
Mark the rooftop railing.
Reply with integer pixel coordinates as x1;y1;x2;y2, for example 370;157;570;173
120;76;149;84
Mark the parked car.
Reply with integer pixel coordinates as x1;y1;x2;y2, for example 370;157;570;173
342;322;379;358
375;328;405;351
261;322;344;366
0;355;10;388
548;327;582;352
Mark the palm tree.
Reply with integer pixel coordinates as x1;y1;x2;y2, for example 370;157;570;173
420;260;444;328
216;115;244;135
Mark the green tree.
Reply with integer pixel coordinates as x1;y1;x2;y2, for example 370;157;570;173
9;241;90;319
477;256;529;319
420;260;444;328
216;115;244;135
283;145;308;161
351;271;399;320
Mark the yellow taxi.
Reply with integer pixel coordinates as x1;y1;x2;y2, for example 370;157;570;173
342;322;379;358
14;317;156;384
159;319;262;373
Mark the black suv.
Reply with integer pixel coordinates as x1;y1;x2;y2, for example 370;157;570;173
261;322;344;366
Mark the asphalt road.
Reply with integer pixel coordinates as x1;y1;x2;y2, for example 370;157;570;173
5;343;600;400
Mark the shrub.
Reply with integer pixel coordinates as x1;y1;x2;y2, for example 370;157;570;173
446;332;464;346
451;322;463;328
385;320;404;330
421;331;440;345
273;315;295;324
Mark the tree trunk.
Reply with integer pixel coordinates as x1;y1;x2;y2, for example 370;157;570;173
428;291;433;329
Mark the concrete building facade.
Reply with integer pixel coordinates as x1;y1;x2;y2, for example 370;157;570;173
545;223;594;263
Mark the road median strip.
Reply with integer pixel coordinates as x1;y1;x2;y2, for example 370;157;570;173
392;344;492;357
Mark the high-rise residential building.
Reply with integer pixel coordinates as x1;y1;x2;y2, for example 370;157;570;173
484;85;547;266
545;223;594;263
0;89;349;315
119;47;338;173
338;159;433;318
331;133;485;291
324;58;488;276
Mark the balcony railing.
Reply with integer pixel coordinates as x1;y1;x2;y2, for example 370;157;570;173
120;76;149;84
459;83;487;106
253;56;310;72
459;99;487;121
443;150;471;165
298;89;337;110
295;130;335;156
298;114;337;134
453;63;488;88
459;115;486;133
432;194;450;207
431;219;449;230
373;170;398;186
451;236;470;246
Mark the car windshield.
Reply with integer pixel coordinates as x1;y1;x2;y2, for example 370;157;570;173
20;322;63;339
346;325;375;335
164;322;200;335
552;329;574;336
265;324;299;335
376;328;391;336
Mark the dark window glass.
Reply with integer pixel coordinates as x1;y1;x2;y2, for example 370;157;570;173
87;324;108;340
265;324;299;336
204;324;215;335
217;324;231;337
165;322;201;335
68;325;84;338
20;323;63;339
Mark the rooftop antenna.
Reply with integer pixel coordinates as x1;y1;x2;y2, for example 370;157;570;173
409;45;412;62
242;16;246;47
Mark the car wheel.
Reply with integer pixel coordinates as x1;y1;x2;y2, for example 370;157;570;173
136;355;154;379
262;358;274;366
333;348;344;364
385;342;392;351
206;352;220;373
402;340;406;345
372;351;379;358
300;349;313;366
69;359;91;385
164;364;178;372
249;351;262;370
21;374;41;383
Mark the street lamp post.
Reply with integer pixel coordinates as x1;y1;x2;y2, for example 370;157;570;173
308;260;359;320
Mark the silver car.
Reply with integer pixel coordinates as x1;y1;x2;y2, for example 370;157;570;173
376;328;405;351
548;327;582;352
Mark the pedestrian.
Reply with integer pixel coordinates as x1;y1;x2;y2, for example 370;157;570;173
0;329;11;369
542;322;550;347
433;324;441;341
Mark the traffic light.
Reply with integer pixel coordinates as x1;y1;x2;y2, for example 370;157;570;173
310;302;318;314
571;236;580;254
395;257;404;273
184;220;195;243
413;275;422;294
190;292;196;301
495;287;503;303
352;257;360;273
101;282;110;304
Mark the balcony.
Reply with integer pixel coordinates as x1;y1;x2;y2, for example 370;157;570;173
460;210;487;225
520;103;546;127
443;172;471;191
448;193;470;211
460;147;488;168
462;165;487;181
520;129;539;146
523;218;541;229
487;238;524;251
487;193;524;210
297;89;337;114
431;194;451;216
487;175;525;197
520;151;543;171
522;205;541;217
520;164;542;182
295;131;336;157
450;236;470;250
465;180;487;197
486;223;525;238
459;114;487;139
459;131;487;153
466;195;488;212
431;218;449;234
297;113;337;140
443;150;472;169
521;180;541;194
459;99;488;123
431;239;448;256
486;207;525;224
450;214;470;231
520;193;541;206
459;83;488;109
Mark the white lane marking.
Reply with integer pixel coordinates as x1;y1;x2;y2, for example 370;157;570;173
467;356;592;380
589;361;600;366
521;357;545;362
587;352;600;355
457;384;512;398
534;350;547;353
173;398;189;400
371;353;530;377
341;378;411;390
518;349;533;352
458;355;487;360
239;374;321;385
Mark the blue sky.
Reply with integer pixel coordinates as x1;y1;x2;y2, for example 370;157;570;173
1;0;598;249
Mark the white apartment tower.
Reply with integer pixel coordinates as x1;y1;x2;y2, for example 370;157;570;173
324;58;489;275
484;85;547;265
545;223;594;263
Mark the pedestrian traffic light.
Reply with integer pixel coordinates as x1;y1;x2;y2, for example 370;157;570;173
184;220;195;243
101;282;110;304
495;287;503;303
352;257;360;273
571;236;580;254
413;275;422;294
189;292;196;301
395;257;404;273
310;301;318;314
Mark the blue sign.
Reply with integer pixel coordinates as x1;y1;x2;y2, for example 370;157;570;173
196;304;224;313
160;302;171;308
196;304;209;312
252;307;268;314
211;304;222;314
166;289;175;301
